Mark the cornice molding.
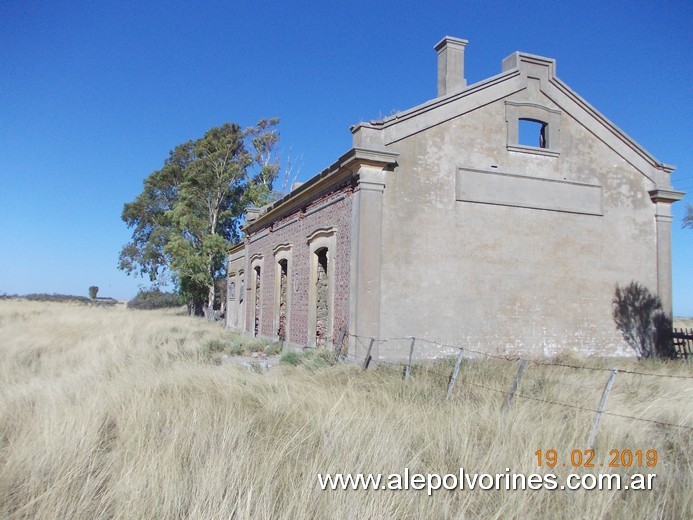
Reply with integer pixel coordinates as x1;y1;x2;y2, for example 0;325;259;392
649;189;685;204
244;147;398;234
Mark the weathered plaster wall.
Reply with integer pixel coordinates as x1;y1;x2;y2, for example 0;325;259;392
375;88;657;358
241;186;353;347
226;249;245;329
229;42;678;360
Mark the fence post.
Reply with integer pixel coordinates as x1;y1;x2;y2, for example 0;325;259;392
588;368;618;450
445;348;465;400
404;337;416;381
363;338;374;370
502;359;528;416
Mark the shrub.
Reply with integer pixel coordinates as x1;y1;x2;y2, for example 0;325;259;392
612;282;675;359
88;286;99;299
89;298;118;307
24;293;90;304
19;293;116;306
127;289;183;310
653;311;677;359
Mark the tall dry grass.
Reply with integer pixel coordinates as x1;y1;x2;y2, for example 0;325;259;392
0;300;691;519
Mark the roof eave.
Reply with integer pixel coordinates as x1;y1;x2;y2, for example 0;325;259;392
243;147;399;233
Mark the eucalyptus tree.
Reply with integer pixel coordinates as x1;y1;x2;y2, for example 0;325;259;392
120;118;280;316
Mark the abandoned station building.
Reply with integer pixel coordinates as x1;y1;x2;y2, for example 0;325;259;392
226;37;684;359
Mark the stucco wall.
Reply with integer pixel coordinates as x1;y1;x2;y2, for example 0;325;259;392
242;186;353;347
376;89;657;358
226;249;245;329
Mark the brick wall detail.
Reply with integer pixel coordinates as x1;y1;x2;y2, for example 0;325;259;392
244;185;353;346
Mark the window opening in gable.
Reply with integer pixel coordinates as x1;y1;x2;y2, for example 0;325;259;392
518;118;547;148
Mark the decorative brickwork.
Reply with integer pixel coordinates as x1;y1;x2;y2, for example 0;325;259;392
242;184;353;347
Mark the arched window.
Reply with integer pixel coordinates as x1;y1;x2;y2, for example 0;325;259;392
249;255;263;337
273;242;292;343
253;265;261;337
314;248;329;347
306;227;337;349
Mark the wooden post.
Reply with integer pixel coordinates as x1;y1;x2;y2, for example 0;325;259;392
445;348;465;400
404;337;416;381
588;368;618;450
363;338;374;370
502;359;528;416
334;327;347;359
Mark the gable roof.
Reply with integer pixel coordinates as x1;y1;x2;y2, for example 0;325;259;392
351;50;679;191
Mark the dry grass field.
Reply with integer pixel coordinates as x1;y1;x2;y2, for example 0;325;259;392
0;300;691;519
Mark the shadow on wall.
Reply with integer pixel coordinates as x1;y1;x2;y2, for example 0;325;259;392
612;281;675;359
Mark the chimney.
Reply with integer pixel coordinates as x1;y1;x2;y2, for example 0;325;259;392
434;36;468;96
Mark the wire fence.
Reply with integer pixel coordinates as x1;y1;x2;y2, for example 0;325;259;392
336;330;693;439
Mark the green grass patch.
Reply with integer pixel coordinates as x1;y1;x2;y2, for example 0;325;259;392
280;348;336;369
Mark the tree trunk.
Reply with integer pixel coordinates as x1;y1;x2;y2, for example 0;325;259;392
205;283;215;320
188;300;205;317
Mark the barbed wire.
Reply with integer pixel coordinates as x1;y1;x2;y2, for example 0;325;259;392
348;350;692;431
531;360;693;380
339;331;692;431
348;341;693;406
345;332;693;379
461;378;693;432
378;358;606;406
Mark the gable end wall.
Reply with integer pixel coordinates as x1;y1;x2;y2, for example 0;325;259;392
375;84;659;358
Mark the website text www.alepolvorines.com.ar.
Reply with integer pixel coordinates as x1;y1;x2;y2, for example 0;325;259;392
317;468;656;496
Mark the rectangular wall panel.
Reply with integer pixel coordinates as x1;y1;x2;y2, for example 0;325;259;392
456;167;603;216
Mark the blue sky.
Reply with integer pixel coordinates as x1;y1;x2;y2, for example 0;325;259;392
1;1;691;315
